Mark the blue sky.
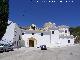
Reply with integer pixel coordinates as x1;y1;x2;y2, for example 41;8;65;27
9;0;80;27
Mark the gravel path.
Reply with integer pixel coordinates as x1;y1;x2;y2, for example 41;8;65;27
0;45;80;60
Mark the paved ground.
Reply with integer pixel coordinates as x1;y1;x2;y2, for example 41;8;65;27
0;45;80;60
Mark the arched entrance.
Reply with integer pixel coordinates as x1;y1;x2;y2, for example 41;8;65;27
29;40;34;47
28;37;37;47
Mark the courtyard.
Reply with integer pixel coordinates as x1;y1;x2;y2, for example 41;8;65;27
0;44;80;60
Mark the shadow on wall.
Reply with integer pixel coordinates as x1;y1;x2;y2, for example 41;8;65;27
19;39;25;47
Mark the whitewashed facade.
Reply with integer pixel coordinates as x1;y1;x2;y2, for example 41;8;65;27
21;23;74;48
0;21;22;48
0;21;74;48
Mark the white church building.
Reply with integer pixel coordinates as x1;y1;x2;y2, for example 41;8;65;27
0;21;74;48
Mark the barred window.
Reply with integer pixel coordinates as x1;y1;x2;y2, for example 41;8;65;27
22;33;24;35
68;40;70;43
32;33;34;35
65;30;67;33
41;33;43;36
52;31;54;34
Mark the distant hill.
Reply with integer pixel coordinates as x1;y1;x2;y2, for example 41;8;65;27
69;26;80;43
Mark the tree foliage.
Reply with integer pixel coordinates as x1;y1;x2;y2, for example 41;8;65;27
69;26;80;43
0;0;9;40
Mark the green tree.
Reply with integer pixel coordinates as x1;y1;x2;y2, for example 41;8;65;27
0;0;9;40
69;26;80;43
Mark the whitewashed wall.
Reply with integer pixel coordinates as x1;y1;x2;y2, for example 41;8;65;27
0;21;74;48
22;29;74;48
50;30;60;47
59;38;74;47
22;33;50;47
1;22;15;44
0;21;21;48
13;24;22;48
59;28;70;36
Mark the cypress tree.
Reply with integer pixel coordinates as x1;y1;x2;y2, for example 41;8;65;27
0;0;9;40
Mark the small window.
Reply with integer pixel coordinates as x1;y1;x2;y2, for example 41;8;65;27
41;33;43;36
68;40;70;43
22;33;24;35
15;35;16;36
17;41;18;46
32;33;34;35
15;30;17;33
65;30;67;33
14;41;16;44
15;31;17;33
52;31;54;34
2;40;3;41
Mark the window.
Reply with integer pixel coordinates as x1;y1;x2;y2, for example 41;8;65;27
32;33;34;35
68;40;70;43
14;41;16;44
15;30;17;32
17;41;18;46
22;33;24;35
15;31;17;33
2;40;3;41
52;31;54;34
65;30;67;33
41;33;43;36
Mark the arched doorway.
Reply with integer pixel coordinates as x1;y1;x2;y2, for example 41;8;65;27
28;37;37;47
29;40;34;47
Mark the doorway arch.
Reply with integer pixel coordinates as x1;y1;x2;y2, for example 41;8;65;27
29;40;34;47
28;37;37;47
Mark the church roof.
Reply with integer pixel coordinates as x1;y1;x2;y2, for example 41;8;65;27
22;30;51;35
58;25;69;28
59;30;64;33
59;35;74;39
48;27;58;30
